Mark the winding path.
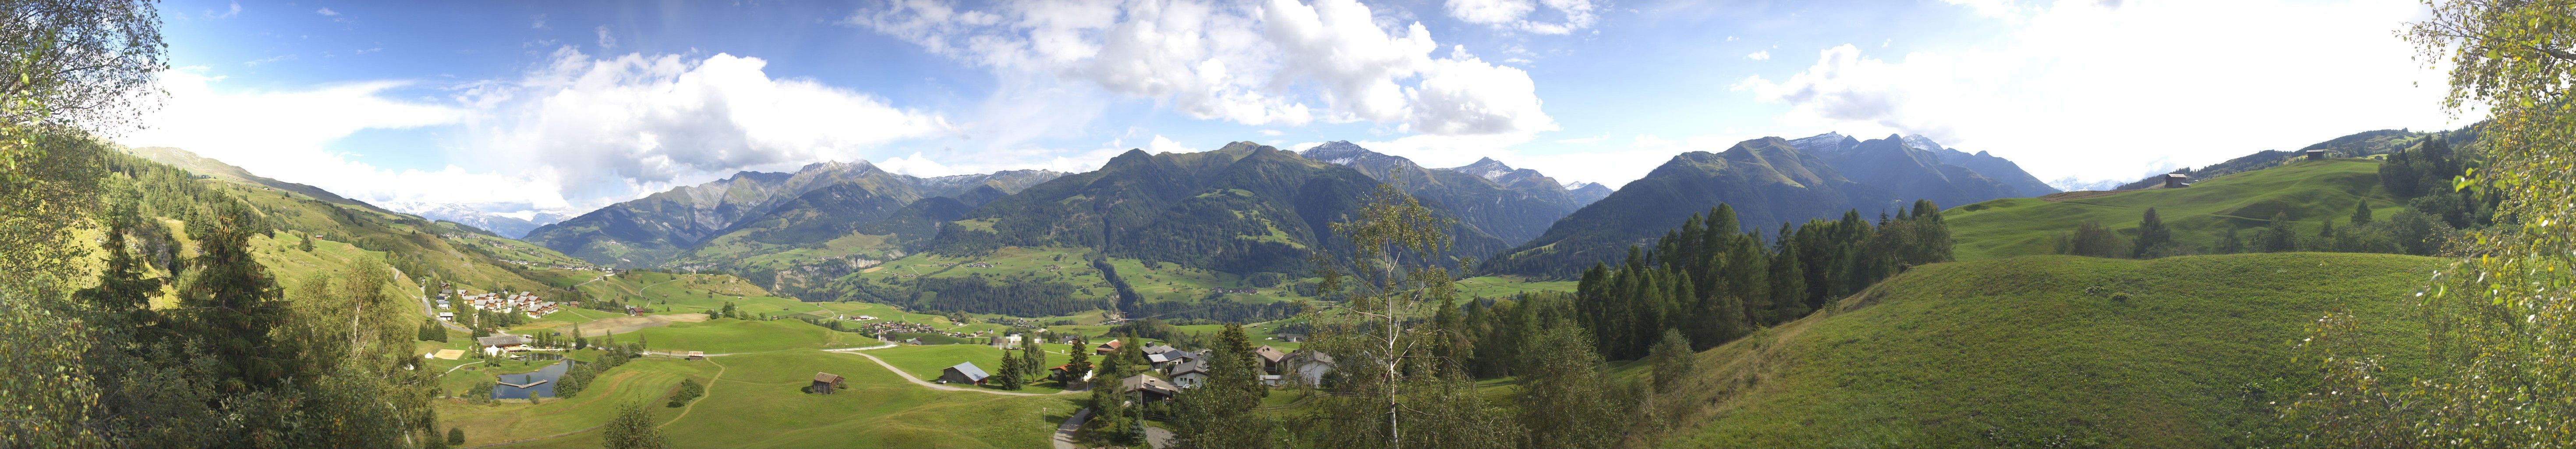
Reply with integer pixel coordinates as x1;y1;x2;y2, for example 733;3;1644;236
1052;407;1093;449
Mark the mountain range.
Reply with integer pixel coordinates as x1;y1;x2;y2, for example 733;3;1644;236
521;161;1062;268
1480;133;2056;278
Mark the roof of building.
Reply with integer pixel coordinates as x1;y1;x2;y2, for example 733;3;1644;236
1098;339;1124;349
1168;359;1210;377
814;372;845;384
1255;345;1288;363
945;362;990;381
1142;344;1177;354
1289;349;1336;365
476;335;531;346
1122;374;1177;395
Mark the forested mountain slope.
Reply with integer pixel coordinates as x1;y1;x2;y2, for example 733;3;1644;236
933;142;1508;275
523;160;1060;267
1482;137;1904;278
1300;141;1598;246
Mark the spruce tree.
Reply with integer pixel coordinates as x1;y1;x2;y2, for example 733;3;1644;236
2350;199;2374;225
2133;207;2173;258
180;203;289;391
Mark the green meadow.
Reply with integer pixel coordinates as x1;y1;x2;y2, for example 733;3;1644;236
1944;158;2403;260
626;318;882;354
1660;253;2438;447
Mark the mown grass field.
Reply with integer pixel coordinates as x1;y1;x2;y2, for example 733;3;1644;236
435;357;715;447
1658;253;2439;447
1943;158;2403;260
626;318;882;354
865;343;1080;393
460;350;1076;449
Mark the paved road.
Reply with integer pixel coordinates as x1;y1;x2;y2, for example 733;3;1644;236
1144;426;1173;449
1052;407;1093;449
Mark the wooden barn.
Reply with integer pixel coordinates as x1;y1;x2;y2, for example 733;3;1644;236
939;362;990;385
810;372;846;394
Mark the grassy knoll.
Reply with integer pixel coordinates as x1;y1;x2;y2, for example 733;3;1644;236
1944;158;2402;260
436;357;715;446
626;318;881;354
866;343;1078;393
493;351;1075;449
1658;253;2438;447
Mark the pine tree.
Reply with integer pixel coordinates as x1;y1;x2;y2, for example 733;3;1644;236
996;349;1024;390
299;233;314;252
1064;337;1092;385
602;401;666;449
2132;207;2173;258
2350;199;2374;225
180;203;290;392
1170;324;1274;448
2260;212;2300;252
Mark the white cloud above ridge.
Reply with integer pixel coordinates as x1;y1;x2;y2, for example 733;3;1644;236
1732;0;2460;184
126;48;952;215
847;0;1557;137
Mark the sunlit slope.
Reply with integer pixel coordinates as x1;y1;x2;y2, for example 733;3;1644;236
1944;158;2399;259
1663;253;2435;447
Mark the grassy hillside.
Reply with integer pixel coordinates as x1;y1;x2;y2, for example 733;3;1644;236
1658;253;2437;447
1945;158;2400;260
626;318;881;353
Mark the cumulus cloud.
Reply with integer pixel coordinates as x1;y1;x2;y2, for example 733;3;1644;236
455;48;948;205
594;25;616;49
1732;0;2459;183
124;48;950;214
1744;50;1768;60
1443;0;1597;35
847;0;1556;136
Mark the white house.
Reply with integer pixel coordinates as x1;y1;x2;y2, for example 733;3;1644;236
1167;359;1210;388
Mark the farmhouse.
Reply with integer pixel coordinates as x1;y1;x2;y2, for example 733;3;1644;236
810;372;846;394
477;334;531;356
1254;345;1288;374
2160;173;2190;188
2305;149;2328;160
1121;374;1178;403
685;351;706;361
1284;349;1335;388
1167;359;1210;388
1093;339;1125;355
939;362;991;385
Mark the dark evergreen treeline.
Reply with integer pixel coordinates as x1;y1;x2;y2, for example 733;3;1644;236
1564;201;1953;360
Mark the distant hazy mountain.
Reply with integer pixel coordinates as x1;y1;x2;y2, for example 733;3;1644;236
935;141;1507;275
524;161;1062;267
1483;137;1904;278
1299;141;1598;246
1567;182;1614;206
381;202;567;239
1787;132;2056;205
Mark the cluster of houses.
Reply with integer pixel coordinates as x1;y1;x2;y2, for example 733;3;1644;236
446;290;565;320
927;337;1338;405
473;334;534;357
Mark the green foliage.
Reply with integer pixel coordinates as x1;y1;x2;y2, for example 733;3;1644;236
1515;325;1631;449
994;349;1024;390
1169;325;1277;449
1573;203;1952;360
666;379;703;408
2057;221;2126;258
2132;208;2173;258
2256;212;2300;253
447;427;464;445
601;401;667;449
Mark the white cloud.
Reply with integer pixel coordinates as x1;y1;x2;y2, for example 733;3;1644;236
531;14;547;29
1553;132;1608;144
847;0;1556;136
1443;0;1598;35
1744;50;1769;60
594;25;616;49
1732;0;2459;183
315;7;337;16
127;48;951;215
207;2;240;19
1147;135;1192;153
1257;129;1283;136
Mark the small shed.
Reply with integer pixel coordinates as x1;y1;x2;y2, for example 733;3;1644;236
2304;149;2328;160
939;362;991;385
810;372;846;394
2160;173;2191;188
1094;339;1125;356
685;351;706;361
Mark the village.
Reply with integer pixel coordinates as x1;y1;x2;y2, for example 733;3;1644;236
436;289;567;321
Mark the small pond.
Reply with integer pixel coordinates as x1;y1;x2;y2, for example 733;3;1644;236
492;359;574;400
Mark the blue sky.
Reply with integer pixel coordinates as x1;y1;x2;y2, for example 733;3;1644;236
121;0;2464;218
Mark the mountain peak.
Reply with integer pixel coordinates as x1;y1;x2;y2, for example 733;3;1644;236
1297;140;1387;166
1899;134;1946;153
1440;157;1518;181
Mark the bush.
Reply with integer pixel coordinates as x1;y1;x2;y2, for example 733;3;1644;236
668;379;704;407
448;428;465;445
